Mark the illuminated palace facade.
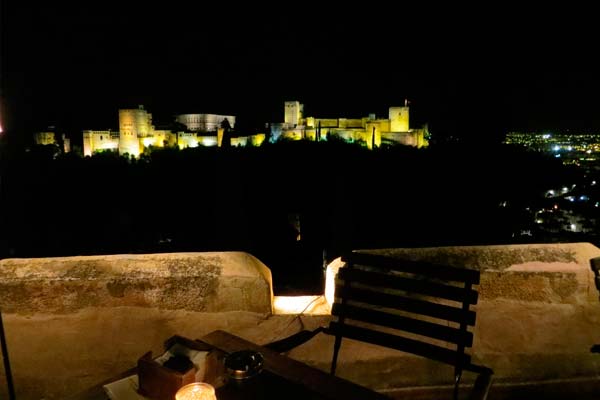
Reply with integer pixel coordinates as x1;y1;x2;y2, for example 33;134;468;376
75;101;427;157
82;106;247;157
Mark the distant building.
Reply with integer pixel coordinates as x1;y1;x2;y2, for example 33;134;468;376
78;101;427;158
82;130;119;156
175;113;236;132
82;106;247;157
118;106;154;157
284;101;303;127
34;128;71;153
270;100;429;149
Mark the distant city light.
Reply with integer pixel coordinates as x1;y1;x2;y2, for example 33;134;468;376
592;181;597;186
562;187;569;193
505;132;600;171
571;224;577;231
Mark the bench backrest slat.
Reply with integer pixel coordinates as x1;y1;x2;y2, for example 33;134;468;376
331;303;474;346
329;321;471;367
342;253;480;284
334;285;477;325
337;267;479;304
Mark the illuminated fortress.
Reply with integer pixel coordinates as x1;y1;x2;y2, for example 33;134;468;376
271;100;429;149
75;102;427;157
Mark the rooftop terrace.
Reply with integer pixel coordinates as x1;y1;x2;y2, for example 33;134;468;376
1;244;600;399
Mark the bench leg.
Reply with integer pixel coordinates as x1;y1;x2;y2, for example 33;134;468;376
469;371;493;400
330;335;342;375
453;371;462;400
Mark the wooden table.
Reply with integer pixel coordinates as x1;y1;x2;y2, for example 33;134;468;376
69;330;389;400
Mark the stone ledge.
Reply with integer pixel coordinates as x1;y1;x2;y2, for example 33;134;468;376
357;243;600;304
0;252;273;314
361;243;584;271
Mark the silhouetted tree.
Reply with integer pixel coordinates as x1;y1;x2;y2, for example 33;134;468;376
220;118;232;148
220;118;232;131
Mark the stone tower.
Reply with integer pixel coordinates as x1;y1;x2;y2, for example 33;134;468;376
389;102;410;132
284;101;303;126
118;105;152;157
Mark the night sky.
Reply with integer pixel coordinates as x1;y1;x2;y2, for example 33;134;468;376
3;3;600;144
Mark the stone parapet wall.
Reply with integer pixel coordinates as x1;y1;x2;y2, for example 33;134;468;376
0;252;273;399
0;252;273;314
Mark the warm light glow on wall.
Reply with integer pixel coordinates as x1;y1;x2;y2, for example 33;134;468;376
34;132;57;145
325;259;344;306
281;130;303;141
201;137;218;147
178;134;199;149
217;128;224;147
98;143;118;150
273;296;321;314
231;137;248;147
250;134;266;146
142;137;155;148
305;130;317;141
389;106;410;132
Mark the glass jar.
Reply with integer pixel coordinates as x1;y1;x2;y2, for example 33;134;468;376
220;350;265;399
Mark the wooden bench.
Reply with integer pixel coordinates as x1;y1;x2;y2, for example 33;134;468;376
328;252;493;400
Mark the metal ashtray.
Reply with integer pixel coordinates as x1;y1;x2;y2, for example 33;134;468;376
224;350;264;381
